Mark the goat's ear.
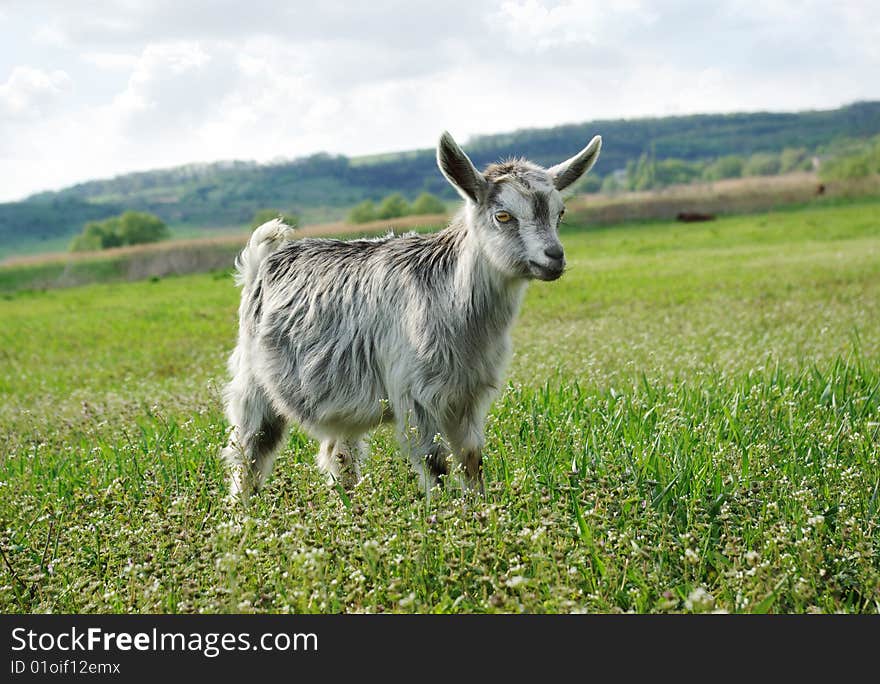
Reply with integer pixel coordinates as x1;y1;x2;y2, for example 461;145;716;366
548;135;602;191
437;131;488;204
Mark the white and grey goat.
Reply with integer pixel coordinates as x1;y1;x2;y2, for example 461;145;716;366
221;131;602;499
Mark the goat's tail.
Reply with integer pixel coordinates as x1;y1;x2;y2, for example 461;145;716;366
233;218;296;289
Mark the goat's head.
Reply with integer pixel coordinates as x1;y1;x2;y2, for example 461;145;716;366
437;131;601;281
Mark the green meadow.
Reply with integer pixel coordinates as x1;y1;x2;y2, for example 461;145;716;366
1;198;879;613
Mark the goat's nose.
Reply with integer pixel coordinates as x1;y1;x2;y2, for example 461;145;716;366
544;245;564;261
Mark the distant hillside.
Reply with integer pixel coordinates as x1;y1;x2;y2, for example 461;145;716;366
3;101;879;257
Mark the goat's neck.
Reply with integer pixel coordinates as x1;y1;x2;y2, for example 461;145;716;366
448;217;527;334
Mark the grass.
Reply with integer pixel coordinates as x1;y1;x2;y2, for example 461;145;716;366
1;199;879;613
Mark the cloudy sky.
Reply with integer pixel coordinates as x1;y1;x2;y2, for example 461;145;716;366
1;0;878;201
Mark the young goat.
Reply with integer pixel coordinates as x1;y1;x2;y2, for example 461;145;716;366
221;131;602;500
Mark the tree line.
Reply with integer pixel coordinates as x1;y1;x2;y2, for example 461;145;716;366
595;147;816;193
347;192;447;223
4;101;879;255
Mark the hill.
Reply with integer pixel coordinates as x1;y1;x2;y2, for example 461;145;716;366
2;101;879;257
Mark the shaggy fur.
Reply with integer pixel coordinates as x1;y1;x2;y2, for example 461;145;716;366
220;131;601;499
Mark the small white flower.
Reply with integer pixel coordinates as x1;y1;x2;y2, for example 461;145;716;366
685;587;715;612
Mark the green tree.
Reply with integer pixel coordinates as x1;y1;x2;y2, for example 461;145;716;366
116;211;170;245
601;174;625;194
376;193;410;219
779;148;811;173
703;155;744;181
69;211;168;252
573;174;603;194
71;219;119;251
653;159;704;187
743;153;782;177
823;155;871;179
348;200;377;224
69;222;106;251
251;208;298;229
821;135;880;180
628;153;656;190
409;192;447;215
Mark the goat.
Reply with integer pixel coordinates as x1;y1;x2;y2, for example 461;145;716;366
220;131;602;500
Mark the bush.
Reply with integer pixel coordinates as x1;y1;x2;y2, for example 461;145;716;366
70;211;169;252
251;208;298;229
376;193;410;219
348;200;377;224
409;192;447;215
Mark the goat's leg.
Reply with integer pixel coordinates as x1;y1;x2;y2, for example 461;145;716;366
447;422;486;496
221;380;287;501
315;437;366;490
397;400;450;496
446;393;494;495
456;443;485;496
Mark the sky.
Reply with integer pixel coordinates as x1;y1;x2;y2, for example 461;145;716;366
1;0;878;202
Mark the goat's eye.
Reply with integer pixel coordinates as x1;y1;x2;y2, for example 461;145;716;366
495;211;512;223
559;208;566;219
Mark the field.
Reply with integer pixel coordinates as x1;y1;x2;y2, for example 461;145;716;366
1;198;879;613
4;171;879;294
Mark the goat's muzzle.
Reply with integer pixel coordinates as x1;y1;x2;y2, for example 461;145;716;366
528;258;565;281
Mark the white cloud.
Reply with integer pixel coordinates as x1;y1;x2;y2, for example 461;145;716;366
31;24;69;47
112;42;222;130
0;0;877;201
491;0;654;52
0;66;72;119
81;51;140;71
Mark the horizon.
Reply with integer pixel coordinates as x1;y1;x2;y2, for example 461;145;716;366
2;1;879;202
